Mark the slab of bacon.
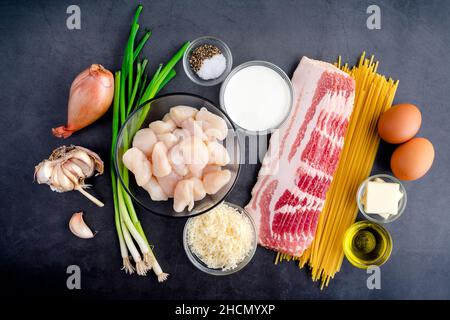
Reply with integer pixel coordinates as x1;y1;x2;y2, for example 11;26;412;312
245;57;355;257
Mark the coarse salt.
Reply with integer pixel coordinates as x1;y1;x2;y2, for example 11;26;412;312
196;54;226;80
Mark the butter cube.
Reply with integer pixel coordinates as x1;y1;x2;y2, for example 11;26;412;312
364;181;402;216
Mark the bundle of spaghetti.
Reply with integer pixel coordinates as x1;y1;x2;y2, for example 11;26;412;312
275;53;398;288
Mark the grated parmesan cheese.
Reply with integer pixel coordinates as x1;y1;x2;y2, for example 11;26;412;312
186;203;254;271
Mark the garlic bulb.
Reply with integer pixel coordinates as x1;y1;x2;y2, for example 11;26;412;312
69;211;95;239
34;145;104;207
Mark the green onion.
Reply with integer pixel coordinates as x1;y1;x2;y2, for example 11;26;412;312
134;31;152;61
110;4;189;282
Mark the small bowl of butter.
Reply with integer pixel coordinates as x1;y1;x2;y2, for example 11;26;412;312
357;174;407;224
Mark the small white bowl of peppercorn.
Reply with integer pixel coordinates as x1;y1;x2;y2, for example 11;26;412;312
183;36;233;86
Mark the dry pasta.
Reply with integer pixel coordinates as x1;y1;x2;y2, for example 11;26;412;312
276;53;399;288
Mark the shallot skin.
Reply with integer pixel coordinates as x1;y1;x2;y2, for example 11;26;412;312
52;64;114;139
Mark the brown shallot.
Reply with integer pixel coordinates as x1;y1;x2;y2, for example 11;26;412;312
34;145;104;206
52;64;114;138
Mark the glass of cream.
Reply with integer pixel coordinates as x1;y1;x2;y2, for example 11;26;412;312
219;61;293;133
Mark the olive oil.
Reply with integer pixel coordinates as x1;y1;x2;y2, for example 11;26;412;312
343;221;392;269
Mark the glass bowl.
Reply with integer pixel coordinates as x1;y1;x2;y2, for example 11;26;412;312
356;174;407;224
114;93;241;218
343;220;393;269
183;202;257;275
219;60;293;134
183;36;233;86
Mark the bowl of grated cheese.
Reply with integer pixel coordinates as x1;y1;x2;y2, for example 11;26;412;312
183;202;257;275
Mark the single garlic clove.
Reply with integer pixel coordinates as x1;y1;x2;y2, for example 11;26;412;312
61;163;81;186
70;157;94;178
34;160;54;184
69;211;95;239
72;150;93;166
71;150;95;175
64;159;85;179
74;146;104;175
57;164;75;191
50;165;64;192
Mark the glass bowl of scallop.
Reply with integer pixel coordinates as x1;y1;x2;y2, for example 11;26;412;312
114;93;241;218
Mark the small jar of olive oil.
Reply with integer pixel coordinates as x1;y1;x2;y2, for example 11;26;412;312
343;221;392;269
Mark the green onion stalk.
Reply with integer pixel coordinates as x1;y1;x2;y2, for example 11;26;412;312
111;4;189;282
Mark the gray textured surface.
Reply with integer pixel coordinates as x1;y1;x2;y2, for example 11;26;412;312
0;0;449;299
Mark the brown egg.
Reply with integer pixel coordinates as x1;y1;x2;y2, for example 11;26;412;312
391;137;434;181
378;103;422;144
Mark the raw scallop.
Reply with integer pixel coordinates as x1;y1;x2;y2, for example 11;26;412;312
173;179;195;212
149;114;176;134
181;118;207;141
157;171;182;198
151;141;172;177
203;169;231;195
188;177;207;201
169;106;198;126
206;140;230;166
195;107;228;140
122;147;152;186
179;136;209;176
157;132;178;149
168;143;189;176
142;177;168;201
132;128;157;157
173;128;191;141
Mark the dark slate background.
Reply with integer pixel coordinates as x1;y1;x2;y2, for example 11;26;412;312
1;0;449;299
